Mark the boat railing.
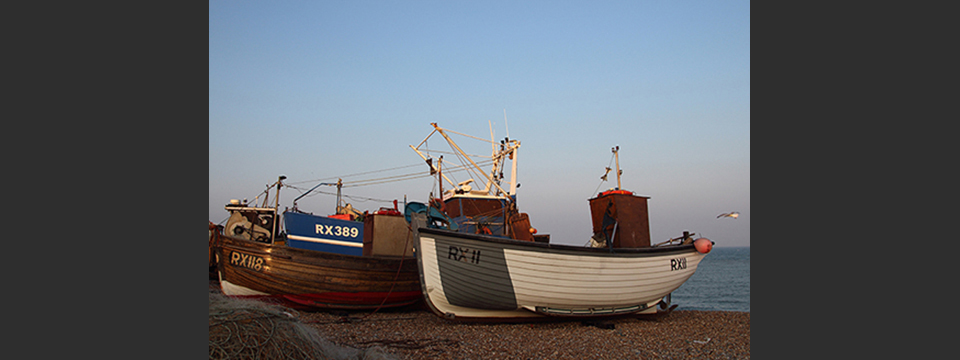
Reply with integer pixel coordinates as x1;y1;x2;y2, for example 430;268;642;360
652;231;696;247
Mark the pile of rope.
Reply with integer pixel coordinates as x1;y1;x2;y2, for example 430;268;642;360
209;290;397;360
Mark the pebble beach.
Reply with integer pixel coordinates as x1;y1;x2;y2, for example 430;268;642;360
302;307;749;359
210;281;750;359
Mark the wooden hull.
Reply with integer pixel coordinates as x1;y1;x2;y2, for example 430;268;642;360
209;222;219;279
414;227;706;321
213;231;421;310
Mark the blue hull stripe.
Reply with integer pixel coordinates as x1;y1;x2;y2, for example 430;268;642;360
283;211;364;255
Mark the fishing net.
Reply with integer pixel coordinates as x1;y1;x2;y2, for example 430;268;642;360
208;290;396;360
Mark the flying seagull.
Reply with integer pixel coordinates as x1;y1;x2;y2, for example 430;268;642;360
717;212;739;219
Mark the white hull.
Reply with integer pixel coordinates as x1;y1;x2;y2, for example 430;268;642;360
415;227;705;320
218;275;269;296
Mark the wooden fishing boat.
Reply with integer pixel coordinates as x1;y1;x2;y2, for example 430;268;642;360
210;176;421;310
407;125;714;321
209;221;219;279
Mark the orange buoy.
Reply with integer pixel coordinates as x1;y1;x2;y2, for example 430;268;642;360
694;238;713;254
529;227;537;234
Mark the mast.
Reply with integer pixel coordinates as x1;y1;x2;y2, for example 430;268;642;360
613;146;621;190
489;120;496;159
437;156;443;202
273;175;286;241
508;140;518;195
274;175;286;210
488;120;499;195
336;178;342;210
502;110;517;195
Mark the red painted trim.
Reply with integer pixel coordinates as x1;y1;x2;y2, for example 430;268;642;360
227;290;422;309
284;290;422;309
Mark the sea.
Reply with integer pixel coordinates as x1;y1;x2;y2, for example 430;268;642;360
670;246;750;312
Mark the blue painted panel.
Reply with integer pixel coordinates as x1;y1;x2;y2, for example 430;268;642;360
283;211;364;256
450;215;507;238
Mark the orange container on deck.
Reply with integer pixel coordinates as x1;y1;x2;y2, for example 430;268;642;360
328;214;353;221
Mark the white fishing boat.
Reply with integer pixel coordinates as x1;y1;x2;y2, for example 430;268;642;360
410;224;712;321
407;124;713;321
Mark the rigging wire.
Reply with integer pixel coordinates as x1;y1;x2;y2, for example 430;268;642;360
342;159;493;188
278;130;508;209
281;188;398;206
341;172;433;187
285;162;426;186
441;127;499;144
415;148;491;159
447;138;487;189
279;156;498;208
592;151;617;197
288;158;495;190
283;159;494;197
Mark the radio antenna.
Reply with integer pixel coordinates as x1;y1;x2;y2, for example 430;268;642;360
503;109;510;138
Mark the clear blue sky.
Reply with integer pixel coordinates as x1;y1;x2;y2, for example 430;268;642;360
209;0;750;247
